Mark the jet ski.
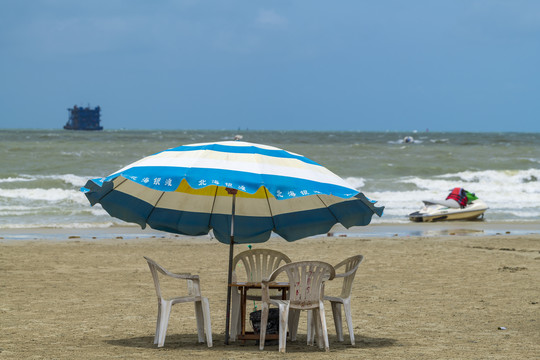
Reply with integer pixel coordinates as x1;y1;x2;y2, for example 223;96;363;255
408;188;488;222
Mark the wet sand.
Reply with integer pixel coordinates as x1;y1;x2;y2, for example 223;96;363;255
1;232;539;359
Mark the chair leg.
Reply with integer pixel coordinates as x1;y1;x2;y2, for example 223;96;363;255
312;308;322;348
343;299;355;345
331;301;344;342
201;297;213;347
306;310;311;345
288;309;300;341
310;307;330;351
157;300;172;347
259;303;269;350
194;301;205;343
318;301;330;352
229;289;241;341
154;302;161;345
306;310;315;346
277;303;290;353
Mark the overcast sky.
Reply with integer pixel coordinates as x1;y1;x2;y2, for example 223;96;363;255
1;1;539;132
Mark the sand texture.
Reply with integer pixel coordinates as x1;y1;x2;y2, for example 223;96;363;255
1;234;539;359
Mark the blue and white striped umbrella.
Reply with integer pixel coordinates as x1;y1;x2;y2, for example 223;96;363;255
81;141;383;244
81;140;383;344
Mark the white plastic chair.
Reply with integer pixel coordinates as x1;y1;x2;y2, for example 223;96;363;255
259;261;335;353
144;256;212;347
229;249;291;341
307;254;363;345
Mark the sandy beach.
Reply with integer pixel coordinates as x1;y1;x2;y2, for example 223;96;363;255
1;230;539;359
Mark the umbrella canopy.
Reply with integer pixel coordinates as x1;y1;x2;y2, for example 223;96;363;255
81;140;383;344
82;141;383;243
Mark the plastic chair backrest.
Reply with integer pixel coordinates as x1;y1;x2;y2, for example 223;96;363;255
335;255;363;299
268;261;335;309
232;249;291;282
144;256;196;299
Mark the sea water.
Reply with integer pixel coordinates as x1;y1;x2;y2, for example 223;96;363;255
1;129;539;231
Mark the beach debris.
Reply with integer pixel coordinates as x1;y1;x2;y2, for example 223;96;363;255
498;326;507;330
68;235;80;239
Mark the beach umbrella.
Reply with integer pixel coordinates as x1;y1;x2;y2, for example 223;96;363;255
81;140;383;343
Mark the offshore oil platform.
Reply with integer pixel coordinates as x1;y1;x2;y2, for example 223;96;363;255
64;105;103;130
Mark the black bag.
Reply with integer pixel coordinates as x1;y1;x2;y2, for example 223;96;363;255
249;308;279;334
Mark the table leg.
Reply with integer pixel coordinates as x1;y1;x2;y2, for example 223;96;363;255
241;287;247;343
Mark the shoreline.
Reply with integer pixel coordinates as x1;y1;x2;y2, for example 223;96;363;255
1;220;540;241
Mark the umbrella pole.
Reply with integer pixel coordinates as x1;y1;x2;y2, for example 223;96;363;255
224;188;238;345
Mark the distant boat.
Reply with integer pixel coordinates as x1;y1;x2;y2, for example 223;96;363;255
64;105;103;130
403;136;414;143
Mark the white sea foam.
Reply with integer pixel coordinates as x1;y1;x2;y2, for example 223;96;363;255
1;174;92;187
35;174;90;187
0;221;118;229
46;174;89;187
400;169;540;194
0;188;87;203
0;176;34;183
0;206;43;216
439;169;540;185
89;206;109;216
344;176;365;189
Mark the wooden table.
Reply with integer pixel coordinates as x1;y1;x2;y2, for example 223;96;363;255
229;281;289;341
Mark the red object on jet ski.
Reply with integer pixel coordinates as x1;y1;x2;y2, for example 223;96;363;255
446;187;468;208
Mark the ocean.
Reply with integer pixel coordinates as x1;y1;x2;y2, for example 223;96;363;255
1;129;539;233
